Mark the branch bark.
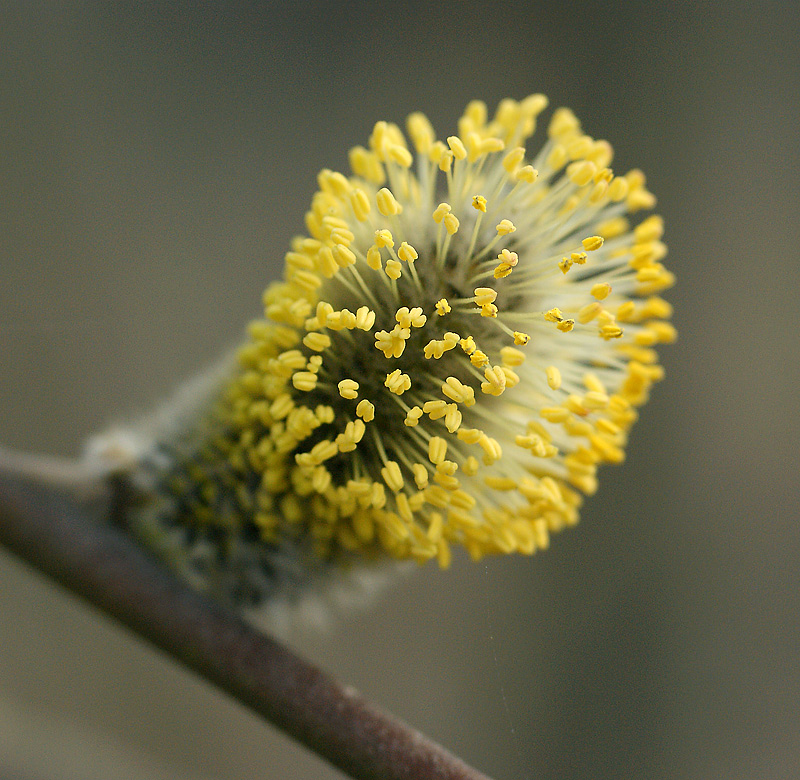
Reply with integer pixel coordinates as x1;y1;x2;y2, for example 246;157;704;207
0;469;494;780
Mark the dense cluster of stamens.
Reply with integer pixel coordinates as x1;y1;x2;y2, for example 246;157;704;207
148;95;675;597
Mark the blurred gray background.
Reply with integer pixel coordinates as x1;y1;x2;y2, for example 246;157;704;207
1;2;798;779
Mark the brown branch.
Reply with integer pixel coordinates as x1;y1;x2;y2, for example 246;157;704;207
0;469;495;780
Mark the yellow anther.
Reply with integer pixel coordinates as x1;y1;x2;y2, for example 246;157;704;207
388;144;413;168
502;146;526;173
470;349;490;368
395;306;426;328
385;369;411;395
566;160;597;187
349;188;371;221
578;302;602;323
438;150;454;172
338;379;359;400
374;325;408;358
607;176;629;201
516;165;539;183
376;187;402;216
460;335;476;354
381;461;404;493
412;463;429;489
557;319;575;333
385;259;402;280
513;331;530;345
374;229;394;248
307;354;323;372
404;406;423;427
540;406;570;423
309;439;338;464
600;323;624;339
544;307;564;323
558;256;573;274
443;213;460;235
457;427;483;444
497;248;518;267
356;399;375;422
406;112;435;154
634;215;665;242
480;303;498;318
349;145;384;184
496;219;516;236
437;459;458;476
472;195;487;212
354;306;375;331
481;365;506;396
442;376;476;406
447;135;468;160
444;403;462;433
591;282;612;300
329;227;355;246
366;246;382;270
571;251;588;265
398;242;418;263
544;365;562;390
584;391;610;410
332;244;356;268
478;435;502;465
435;298;451;316
500;346;525;367
582;235;605;251
292;371;318;392
493;264;512;279
428;436;448;464
461;456;479;476
485;475;517;491
336;419;366;452
303;332;330;352
432;202;452;223
474;287;498;306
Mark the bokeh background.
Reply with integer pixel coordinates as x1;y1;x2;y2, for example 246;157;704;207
1;2;798;779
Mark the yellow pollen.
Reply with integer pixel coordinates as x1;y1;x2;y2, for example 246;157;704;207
557;319;575;333
338;379;359;400
558;256;573;274
435;298;451;316
544;307;564;323
472;195;487;212
513;331;530;345
460;336;476;354
470;350;489;368
480;303;498;318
